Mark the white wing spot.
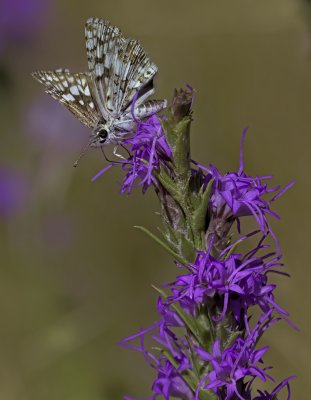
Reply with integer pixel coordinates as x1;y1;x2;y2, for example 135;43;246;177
104;57;111;68
63;93;75;102
70;85;80;95
95;64;104;76
86;38;94;50
78;85;90;96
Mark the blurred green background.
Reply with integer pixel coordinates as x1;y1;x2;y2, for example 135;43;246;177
0;0;310;399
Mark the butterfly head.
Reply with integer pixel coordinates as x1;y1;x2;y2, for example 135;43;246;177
91;117;113;146
91;116;136;147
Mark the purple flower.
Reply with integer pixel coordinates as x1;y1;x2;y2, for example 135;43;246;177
196;339;268;400
152;359;194;400
0;0;52;56
121;296;195;400
167;238;289;324
122;303;293;400
122;332;194;400
93;115;172;193
195;312;288;400
124;359;194;400
252;376;295;400
0;166;28;218
204;128;294;248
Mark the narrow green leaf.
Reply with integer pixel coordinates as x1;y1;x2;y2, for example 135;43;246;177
223;237;243;260
192;179;214;234
180;236;196;263
186;336;203;378
157;169;189;214
195;312;213;349
151;284;169;298
161;115;191;182
134;226;188;265
157;169;180;199
160;117;176;152
173;118;191;181
190;183;204;209
159;224;179;247
162;349;214;400
161;350;197;393
152;285;204;347
224;330;242;349
200;389;218;400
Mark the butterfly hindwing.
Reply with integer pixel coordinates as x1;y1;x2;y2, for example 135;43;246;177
31;69;100;128
112;38;158;113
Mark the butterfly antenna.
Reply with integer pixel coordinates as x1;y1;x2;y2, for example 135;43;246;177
73;140;94;168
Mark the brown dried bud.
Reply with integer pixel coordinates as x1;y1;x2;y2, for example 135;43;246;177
170;86;194;122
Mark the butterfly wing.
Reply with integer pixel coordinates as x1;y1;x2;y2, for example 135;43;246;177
133;100;168;119
113;38;158;113
85;18;158;116
85;18;125;118
31;69;100;128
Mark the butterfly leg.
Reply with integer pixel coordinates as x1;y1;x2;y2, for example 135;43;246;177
113;145;126;160
120;143;131;158
100;147;125;164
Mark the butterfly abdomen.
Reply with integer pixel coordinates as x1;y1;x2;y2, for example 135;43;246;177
135;100;167;119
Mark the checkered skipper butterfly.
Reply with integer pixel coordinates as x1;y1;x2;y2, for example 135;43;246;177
32;17;167;150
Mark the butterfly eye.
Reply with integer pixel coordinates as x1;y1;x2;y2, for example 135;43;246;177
97;128;108;143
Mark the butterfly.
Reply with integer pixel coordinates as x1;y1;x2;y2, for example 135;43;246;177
32;17;167;150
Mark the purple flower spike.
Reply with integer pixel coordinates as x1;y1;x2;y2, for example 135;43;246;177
207;129;294;250
168;240;289;325
87;88;296;399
